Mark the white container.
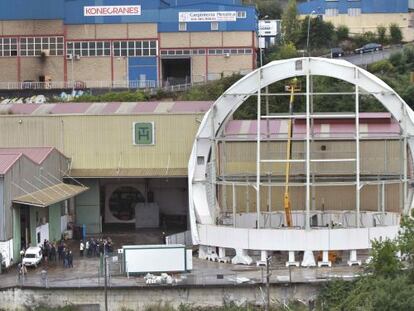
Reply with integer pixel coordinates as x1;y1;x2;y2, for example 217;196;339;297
123;244;192;274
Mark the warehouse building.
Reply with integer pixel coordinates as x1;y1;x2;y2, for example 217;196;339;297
0;0;257;88
0;101;404;266
298;0;414;41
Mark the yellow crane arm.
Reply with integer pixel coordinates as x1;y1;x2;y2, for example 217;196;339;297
283;80;296;227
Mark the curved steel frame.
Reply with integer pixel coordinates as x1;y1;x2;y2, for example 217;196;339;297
188;58;414;261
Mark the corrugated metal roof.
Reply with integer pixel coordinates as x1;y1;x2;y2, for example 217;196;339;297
0;153;22;174
1;101;214;116
0;147;55;164
13;183;88;207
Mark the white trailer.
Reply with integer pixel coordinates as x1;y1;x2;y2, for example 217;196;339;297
123;244;192;274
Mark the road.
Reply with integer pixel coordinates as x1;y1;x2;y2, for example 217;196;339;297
340;45;403;66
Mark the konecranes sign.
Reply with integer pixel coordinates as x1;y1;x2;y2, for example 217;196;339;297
84;5;141;17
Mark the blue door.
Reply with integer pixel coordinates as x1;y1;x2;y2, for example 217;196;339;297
128;57;158;88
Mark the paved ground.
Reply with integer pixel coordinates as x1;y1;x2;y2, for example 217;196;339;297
0;230;364;289
342;45;403;66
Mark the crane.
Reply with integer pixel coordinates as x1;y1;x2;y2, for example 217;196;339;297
283;78;299;227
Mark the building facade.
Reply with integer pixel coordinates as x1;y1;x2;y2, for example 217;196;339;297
0;0;257;88
298;0;414;41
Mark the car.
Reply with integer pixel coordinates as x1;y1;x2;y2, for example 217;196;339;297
331;47;344;58
22;246;42;267
354;43;383;54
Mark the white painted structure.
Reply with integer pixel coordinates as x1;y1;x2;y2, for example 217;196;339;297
188;57;414;266
123;244;192;274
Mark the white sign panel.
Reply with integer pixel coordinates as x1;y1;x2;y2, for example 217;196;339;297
258;20;278;36
179;11;237;22
84;5;141;17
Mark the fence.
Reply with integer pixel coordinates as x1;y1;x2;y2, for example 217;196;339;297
165;230;193;247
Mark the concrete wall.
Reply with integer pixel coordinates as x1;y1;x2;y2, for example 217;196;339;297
0;20;63;36
71;58;112;83
318;13;414;41
66;23;158;40
160;31;253;48
20;57;64;83
208;55;252;77
0;284;320;310
75;179;101;234
48;203;61;242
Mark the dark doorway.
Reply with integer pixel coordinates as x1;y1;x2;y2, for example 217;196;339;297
20;205;31;249
162;58;191;86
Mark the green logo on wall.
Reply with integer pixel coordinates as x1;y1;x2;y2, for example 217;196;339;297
133;122;154;145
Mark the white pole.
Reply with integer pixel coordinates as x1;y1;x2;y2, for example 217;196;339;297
232;183;236;228
403;105;408;214
355;81;361;228
305;59;311;230
257;69;262;229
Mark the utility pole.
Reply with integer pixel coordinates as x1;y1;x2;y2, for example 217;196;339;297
265;256;272;311
104;255;108;311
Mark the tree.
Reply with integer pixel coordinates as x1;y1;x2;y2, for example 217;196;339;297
389;23;403;44
255;0;283;19
377;25;387;45
366;238;402;278
298;17;335;51
336;25;349;42
281;0;300;43
268;42;297;60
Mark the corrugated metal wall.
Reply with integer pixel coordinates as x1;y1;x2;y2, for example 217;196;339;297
220;140;402;176
219;183;401;213
0;114;201;173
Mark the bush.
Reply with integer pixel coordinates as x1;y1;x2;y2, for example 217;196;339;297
72;91;149;102
267;42;298;60
389;51;404;67
336;25;350;42
376;25;388;45
368;59;394;74
389;23;403;44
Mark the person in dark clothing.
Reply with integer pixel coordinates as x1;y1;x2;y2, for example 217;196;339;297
50;244;56;262
58;243;64;261
68;251;73;268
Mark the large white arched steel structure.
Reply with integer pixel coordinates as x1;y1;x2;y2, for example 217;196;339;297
188;57;414;266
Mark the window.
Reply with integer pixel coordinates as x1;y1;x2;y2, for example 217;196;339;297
207;48;253;55
0;38;18;57
237;11;246;18
348;8;361;16
66;41;111;57
20;36;63;56
113;40;157;57
211;21;219;31
325;8;339;16
179;22;187;31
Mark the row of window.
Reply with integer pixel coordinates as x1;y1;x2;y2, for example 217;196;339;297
324;7;361;16
0;37;64;57
0;37;252;58
160;48;253;56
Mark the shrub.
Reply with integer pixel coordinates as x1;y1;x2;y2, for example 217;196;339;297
376;25;388;45
336;25;350;42
389;23;403;44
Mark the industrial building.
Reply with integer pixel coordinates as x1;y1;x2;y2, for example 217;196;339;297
0;0;257;89
0;87;408;268
189;57;412;267
298;0;414;41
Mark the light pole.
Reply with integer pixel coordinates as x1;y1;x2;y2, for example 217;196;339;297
306;10;316;56
259;15;269;68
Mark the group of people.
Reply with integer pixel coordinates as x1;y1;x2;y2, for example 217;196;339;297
41;239;74;268
79;237;114;257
